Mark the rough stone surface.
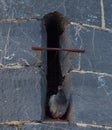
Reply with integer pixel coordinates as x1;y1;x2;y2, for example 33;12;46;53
0;67;46;122
0;0;101;26
0;0;41;19
0;0;112;129
65;0;101;26
104;0;112;28
60;28;74;76
67;25;112;74
0;20;43;66
0;0;64;18
0;125;17;130
22;123;106;130
67;72;112;126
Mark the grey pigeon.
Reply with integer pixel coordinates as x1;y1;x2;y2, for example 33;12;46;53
49;86;69;119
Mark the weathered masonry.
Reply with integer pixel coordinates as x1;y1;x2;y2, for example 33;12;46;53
0;0;112;129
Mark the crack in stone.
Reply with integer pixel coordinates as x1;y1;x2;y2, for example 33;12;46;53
0;120;112;129
71;69;112;77
98;75;112;97
0;17;111;32
0;65;24;69
0;63;43;69
100;0;106;29
62;69;112;78
74;26;84;70
76;122;112;129
70;22;112;32
0;23;12;65
0;17;42;23
91;29;96;57
63;0;66;15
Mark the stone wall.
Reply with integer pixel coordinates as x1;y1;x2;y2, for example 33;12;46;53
0;0;112;130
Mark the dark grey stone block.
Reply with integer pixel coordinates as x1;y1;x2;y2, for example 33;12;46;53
0;0;63;19
0;0;41;19
0;21;44;66
0;0;101;26
104;0;112;28
0;125;17;130
62;25;112;74
22;123;106;130
65;0;101;26
67;72;112;125
0;67;46;122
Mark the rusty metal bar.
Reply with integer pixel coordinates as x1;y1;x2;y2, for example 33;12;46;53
32;47;85;53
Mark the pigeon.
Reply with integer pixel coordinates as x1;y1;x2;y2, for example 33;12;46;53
49;86;69;119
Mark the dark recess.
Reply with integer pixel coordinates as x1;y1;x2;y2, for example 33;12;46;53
43;11;69;118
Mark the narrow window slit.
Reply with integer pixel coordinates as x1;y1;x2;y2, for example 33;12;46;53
43;11;70;120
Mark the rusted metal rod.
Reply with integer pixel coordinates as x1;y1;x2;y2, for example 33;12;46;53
32;47;85;53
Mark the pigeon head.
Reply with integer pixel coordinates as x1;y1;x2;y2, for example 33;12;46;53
56;86;67;105
58;85;63;90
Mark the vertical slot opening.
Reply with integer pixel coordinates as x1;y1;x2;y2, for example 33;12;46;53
43;11;69;120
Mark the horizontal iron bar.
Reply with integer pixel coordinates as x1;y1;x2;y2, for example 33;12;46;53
32;47;85;53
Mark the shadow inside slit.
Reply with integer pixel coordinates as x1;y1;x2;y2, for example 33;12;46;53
43;11;69;119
